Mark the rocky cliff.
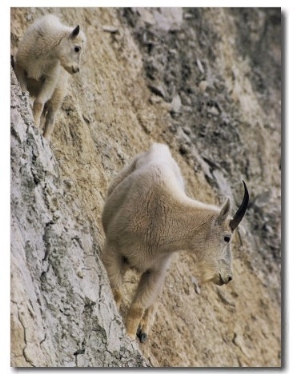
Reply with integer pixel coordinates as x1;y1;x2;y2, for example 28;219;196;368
10;7;281;367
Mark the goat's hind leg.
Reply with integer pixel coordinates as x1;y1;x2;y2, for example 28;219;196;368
101;244;127;309
14;65;28;93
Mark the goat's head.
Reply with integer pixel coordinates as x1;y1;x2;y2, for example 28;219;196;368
58;25;86;74
195;181;249;286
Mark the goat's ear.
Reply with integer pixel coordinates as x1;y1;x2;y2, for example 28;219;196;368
216;197;231;224
70;25;80;38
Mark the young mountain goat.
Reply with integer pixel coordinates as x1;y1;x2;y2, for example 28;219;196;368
14;14;86;139
101;143;249;342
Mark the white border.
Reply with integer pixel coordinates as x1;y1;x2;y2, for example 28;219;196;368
2;1;298;373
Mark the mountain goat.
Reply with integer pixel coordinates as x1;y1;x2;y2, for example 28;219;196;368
14;14;86;139
101;143;249;342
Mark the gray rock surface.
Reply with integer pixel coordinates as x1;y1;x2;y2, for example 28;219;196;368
10;70;149;367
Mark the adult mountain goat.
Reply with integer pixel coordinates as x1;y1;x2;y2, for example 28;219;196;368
14;14;86;139
101;143;249;342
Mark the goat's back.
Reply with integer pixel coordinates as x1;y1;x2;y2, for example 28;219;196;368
102;144;185;250
15;15;70;78
17;15;66;56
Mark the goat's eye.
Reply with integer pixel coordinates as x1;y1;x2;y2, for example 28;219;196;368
74;46;81;53
224;235;231;243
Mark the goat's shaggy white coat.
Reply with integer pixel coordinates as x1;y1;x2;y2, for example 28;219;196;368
14;14;86;139
101;143;248;342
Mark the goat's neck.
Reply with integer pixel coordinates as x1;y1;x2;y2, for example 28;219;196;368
160;197;217;253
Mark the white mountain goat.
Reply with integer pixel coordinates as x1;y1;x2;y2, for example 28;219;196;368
101;143;249;342
14;14;86;139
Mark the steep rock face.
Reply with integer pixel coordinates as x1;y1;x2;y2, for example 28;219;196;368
11;70;149;367
11;8;281;367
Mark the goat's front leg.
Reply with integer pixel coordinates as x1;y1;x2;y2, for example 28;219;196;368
137;303;158;343
33;76;57;128
32;99;44;127
126;268;166;341
43;73;68;139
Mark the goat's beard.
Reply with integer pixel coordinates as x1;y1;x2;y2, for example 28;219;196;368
199;266;222;285
191;254;223;286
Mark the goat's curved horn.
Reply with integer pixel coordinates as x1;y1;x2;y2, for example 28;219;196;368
229;181;249;231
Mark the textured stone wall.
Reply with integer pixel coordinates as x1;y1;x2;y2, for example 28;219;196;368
11;70;149;367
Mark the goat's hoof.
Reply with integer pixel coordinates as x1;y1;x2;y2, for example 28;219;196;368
127;332;136;340
137;328;148;343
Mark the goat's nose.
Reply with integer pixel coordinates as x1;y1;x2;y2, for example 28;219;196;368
72;66;80;73
220;274;233;284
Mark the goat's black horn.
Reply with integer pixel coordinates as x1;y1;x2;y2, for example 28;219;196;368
229;181;249;231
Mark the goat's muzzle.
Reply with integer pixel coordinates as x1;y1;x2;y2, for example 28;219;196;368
72;66;80;74
219;274;233;285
